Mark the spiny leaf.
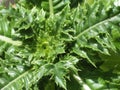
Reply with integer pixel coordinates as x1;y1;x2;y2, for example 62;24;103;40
1;0;120;90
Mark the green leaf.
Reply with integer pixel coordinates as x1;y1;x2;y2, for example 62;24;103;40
55;76;67;90
100;50;120;73
1;0;120;90
72;47;96;67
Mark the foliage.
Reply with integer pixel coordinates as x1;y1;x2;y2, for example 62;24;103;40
0;0;120;90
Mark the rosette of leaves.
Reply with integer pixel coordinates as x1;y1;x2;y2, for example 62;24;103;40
0;0;120;90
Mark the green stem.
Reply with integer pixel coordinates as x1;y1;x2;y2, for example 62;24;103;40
0;35;22;46
73;74;91;90
49;0;54;16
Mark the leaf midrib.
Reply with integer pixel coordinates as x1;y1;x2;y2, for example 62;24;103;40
74;13;120;40
1;69;32;90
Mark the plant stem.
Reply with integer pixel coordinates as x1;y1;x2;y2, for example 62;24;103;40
49;0;54;16
0;35;22;46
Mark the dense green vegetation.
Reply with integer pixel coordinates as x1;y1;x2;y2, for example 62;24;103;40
0;0;120;90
